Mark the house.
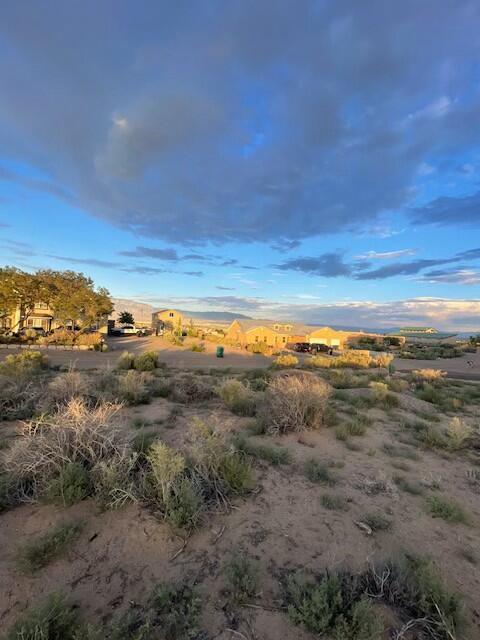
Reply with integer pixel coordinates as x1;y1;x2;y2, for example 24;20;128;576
398;326;438;334
1;302;59;333
225;319;386;350
225;319;309;348
151;308;183;332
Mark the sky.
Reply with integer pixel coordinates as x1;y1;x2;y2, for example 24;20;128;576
1;1;480;330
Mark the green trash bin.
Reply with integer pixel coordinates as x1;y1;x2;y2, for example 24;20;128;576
216;345;224;358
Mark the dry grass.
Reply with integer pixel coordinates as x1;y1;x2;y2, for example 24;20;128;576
260;373;332;435
273;353;299;367
2;398;127;503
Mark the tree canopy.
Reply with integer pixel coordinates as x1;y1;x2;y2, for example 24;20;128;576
0;267;113;330
118;311;134;325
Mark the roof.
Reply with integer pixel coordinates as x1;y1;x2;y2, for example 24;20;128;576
230;318;373;337
152;308;180;314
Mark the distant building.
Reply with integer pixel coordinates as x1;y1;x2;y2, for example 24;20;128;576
151;308;183;331
225;319;382;350
398;326;438;334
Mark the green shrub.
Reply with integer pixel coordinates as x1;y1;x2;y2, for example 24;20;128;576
260;373;332;435
219;453;255;494
131;430;157;455
17;521;83;572
305;459;337;485
190;342;205;352
117;371;151;405
5;594;81;640
393;474;423;496
246;341;270;354
117;350;135;370
234;434;292;465
382;443;419;460
321;494;349;511
165;477;203;530
134;350;159;371
363;513;392;532
148;583;200;640
217;379;257;416
170;374;215;403
273;354;298;367
286;572;381;639
426;495;469;524
224;553;259;603
0;350;49;375
46;462;90;506
147;441;186;504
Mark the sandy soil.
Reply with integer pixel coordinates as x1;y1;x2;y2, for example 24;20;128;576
0;335;271;371
1;378;480;638
394;348;480;381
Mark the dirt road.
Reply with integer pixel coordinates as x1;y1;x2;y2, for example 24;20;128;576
394;348;480;381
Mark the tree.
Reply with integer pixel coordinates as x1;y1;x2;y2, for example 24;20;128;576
0;267;113;331
119;311;134;325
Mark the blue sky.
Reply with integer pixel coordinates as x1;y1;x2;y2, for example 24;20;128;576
1;1;480;329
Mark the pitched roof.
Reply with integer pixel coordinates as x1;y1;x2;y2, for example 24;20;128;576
233;318;313;335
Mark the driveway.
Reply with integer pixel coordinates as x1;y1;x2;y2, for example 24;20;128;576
0;336;272;371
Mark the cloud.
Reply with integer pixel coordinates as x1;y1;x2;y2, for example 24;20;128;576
275;252;351;277
0;221;10;228
411;192;480;226
46;254;122;269
216;285;235;291
118;246;179;260
417;268;480;285
355;258;450;280
131;294;480;331
2;2;480;243
271;239;301;252
183;270;204;277
355;249;417;260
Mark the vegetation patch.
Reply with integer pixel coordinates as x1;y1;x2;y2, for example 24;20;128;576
426;495;469;524
234;433;292;465
17;521;83;572
224;553;259;603
217;378;257;416
305;458;337;485
321;493;349;511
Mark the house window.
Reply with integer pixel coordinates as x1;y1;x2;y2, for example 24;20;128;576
263;336;267;342
34;302;48;310
282;336;286;343
169;312;174;317
255;336;259;342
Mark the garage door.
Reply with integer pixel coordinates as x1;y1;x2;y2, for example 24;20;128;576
309;337;328;344
330;339;340;347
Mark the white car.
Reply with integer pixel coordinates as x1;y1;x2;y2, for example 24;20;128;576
119;324;137;335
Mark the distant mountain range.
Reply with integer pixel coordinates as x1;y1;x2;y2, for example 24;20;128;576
111;298;252;324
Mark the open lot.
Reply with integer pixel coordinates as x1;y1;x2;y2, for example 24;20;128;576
1;354;480;639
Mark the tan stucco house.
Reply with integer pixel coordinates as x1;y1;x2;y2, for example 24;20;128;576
151;308;183;331
1;302;61;333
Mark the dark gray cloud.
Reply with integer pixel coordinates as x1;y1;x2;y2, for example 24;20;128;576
275;252;351;277
119;246;179;260
46;254;122;269
183;271;204;277
1;2;480;243
417;268;480;285
411;192;480;226
271;240;301;252
355;259;451;280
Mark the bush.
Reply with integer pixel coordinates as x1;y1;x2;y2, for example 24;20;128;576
117;350;135;370
165;477;203;530
362;512;392;532
305;459;337;485
45;369;90;408
273;353;298;367
2;399;127;504
47;462;90;505
76;332;104;350
17;521;83;572
374;353;394;368
134;350;159;371
147;441;186;505
0;350;49;375
148;583;200;640
336;350;373;368
170;374;215;403
217;379;257;416
260;373;332;435
246;341;270;354
306;354;334;368
426;495;469;524
321;494;349;511
0;373;43;421
446;417;472;450
190;342;205;352
234;434;292;465
224;553;259;603
393;474;424;495
5;594;81;640
411;368;447;383
286;572;382;639
117;370;152;405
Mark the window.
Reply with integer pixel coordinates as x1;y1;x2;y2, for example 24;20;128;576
263;336;267;342
255;336;259;342
282;336;286;343
34;302;48;310
169;312;174;317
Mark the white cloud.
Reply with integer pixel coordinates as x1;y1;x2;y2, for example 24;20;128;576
355;248;417;260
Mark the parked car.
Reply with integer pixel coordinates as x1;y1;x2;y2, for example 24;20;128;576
119;325;137;335
136;327;153;337
310;343;331;354
293;342;311;353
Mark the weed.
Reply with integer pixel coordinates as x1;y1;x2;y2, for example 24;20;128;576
170;374;215;403
117;350;135;370
393;474;424;496
217;379;257;416
426;495;469;524
321;494;349;511
446;417;472;450
224;553;259;603
391;460;410;472
0;350;49;375
273;353;298;367
305;459;337;485
147;441;186;504
17;521;83;572
5;594;81;640
148;583;201;640
363;512;392;532
260;373;332;435
382;443;419;460
218;453;255;494
131;430;157;455
335;425;349;441
234;434;292;465
190;342;205;352
117;371;152;405
134;351;159;371
165;477;203;530
46;462;90;505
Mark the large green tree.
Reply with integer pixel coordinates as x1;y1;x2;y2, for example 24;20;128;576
0;267;113;330
118;311;134;325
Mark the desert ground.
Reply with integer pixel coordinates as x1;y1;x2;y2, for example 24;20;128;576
1;351;480;639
